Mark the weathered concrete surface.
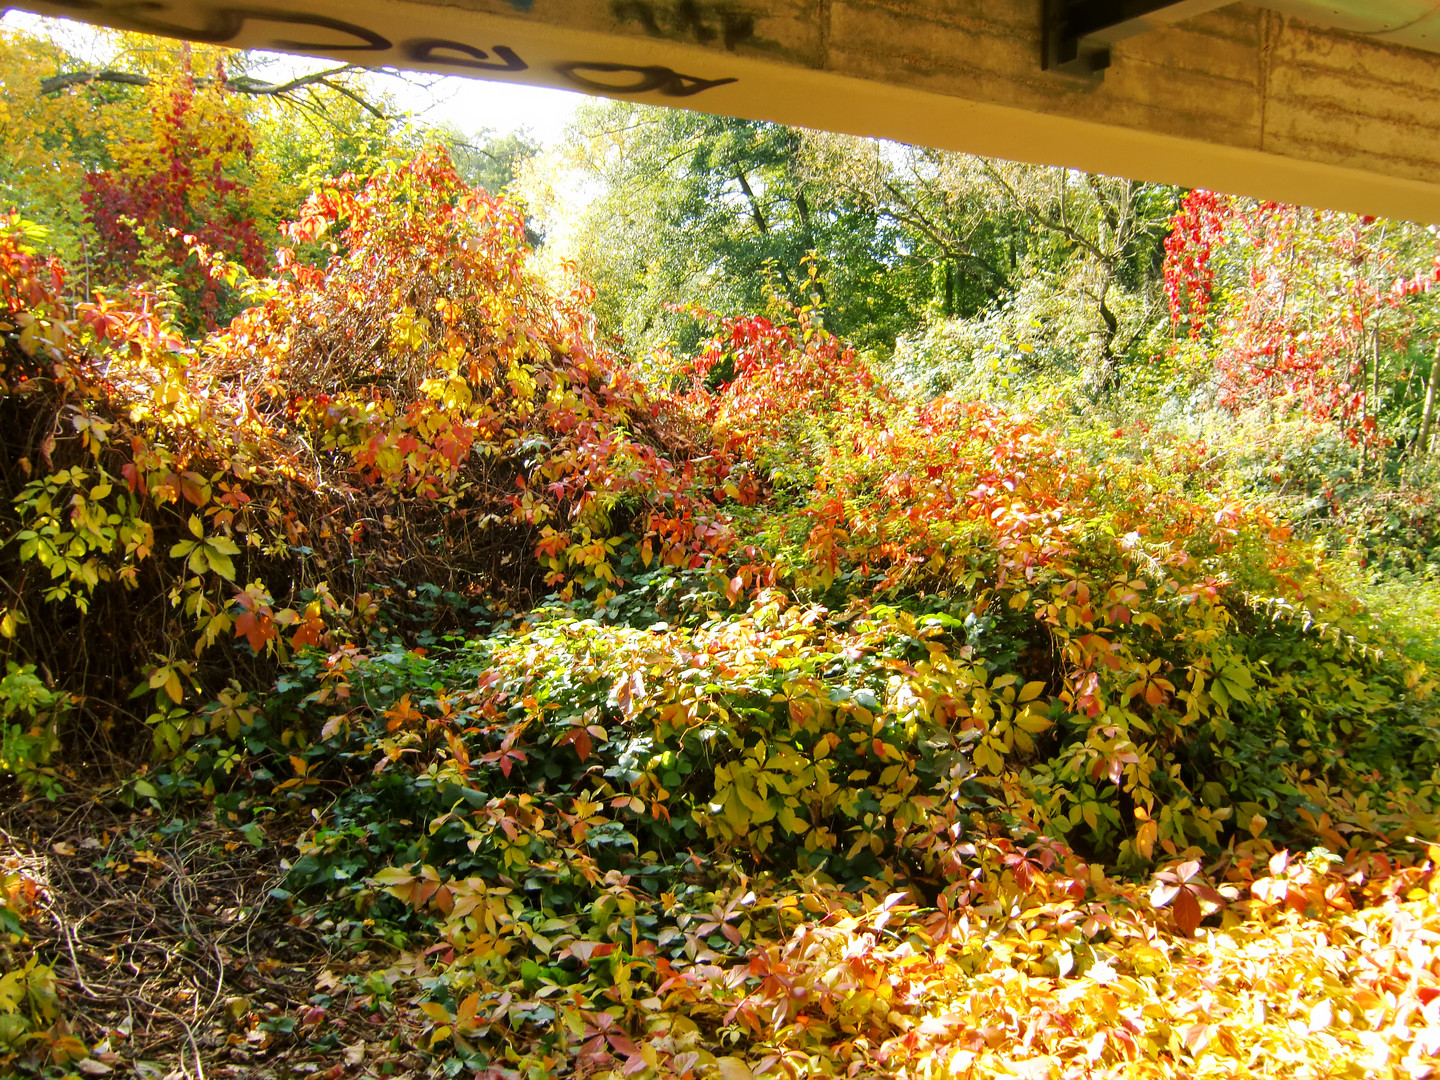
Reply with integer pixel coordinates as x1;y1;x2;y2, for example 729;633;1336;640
15;0;1440;221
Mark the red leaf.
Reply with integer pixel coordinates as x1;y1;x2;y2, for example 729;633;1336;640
180;470;208;505
607;1032;640;1057
560;727;593;762
1172;887;1203;934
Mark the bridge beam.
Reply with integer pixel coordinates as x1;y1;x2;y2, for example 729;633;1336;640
14;0;1440;222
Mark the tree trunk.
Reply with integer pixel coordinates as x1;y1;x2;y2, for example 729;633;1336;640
1418;340;1440;457
1372;326;1382;426
734;172;768;234
1090;268;1121;395
1362;325;1379;477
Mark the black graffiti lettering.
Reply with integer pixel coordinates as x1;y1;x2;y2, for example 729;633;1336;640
674;0;754;50
555;61;736;97
104;2;390;51
249;9;391;52
612;0;663;38
674;0;720;45
556;61;668;93
406;40;527;72
662;68;739;96
611;0;754;51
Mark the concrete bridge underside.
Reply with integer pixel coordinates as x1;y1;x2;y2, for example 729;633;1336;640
15;0;1440;222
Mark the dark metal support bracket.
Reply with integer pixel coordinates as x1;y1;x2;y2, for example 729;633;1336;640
1043;0;1233;78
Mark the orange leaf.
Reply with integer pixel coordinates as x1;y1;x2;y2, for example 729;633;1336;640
1172;887;1202;934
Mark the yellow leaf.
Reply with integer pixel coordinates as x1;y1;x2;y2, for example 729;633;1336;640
718;1059;755;1080
950;1049;976;1075
49;1034;88;1065
1016;710;1053;735
1136;820;1158;860
1018;680;1046;702
205;546;237;580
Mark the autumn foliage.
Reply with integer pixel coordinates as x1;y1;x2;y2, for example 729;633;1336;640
3;153;1440;1077
1163;190;1440;448
79;54;271;328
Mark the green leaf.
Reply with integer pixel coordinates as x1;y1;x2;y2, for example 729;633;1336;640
204;546;236;580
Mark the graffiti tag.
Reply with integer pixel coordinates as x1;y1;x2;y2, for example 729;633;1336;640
406;39;526;72
37;0;738;96
555;60;738;96
611;0;755;51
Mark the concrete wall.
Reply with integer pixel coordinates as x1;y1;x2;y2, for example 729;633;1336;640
17;0;1440;221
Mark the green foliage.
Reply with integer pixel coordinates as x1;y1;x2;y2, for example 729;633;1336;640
446;126;540;197
0;662;66;797
558;104;933;356
0;957;67;1063
1332;562;1440;670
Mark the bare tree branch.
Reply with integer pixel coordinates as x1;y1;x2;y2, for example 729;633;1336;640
40;70;149;94
39;65;389;119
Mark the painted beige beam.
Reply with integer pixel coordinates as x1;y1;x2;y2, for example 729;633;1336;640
13;0;1440;222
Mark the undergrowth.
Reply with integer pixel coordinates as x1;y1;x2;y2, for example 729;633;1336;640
2;150;1439;1079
